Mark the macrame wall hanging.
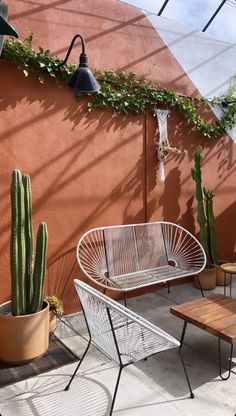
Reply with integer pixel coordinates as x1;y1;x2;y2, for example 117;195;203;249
154;109;170;183
154;108;185;183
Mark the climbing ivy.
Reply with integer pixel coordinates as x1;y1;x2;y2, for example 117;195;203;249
2;34;236;139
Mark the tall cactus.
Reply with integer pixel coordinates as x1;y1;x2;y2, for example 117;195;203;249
191;146;217;265
191;146;209;260
204;188;217;265
10;169;48;316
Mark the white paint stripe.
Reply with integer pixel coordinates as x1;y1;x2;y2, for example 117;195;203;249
146;14;236;142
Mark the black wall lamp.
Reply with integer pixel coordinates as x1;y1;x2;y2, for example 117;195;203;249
59;33;100;93
221;100;236;108
0;15;18;37
0;1;18;56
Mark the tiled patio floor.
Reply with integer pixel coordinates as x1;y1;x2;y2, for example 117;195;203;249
0;281;235;416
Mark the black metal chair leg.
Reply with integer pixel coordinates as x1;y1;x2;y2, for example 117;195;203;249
196;275;204;298
64;340;91;391
109;366;124;416
218;338;234;380
167;281;170;294
178;350;194;398
180;321;188;348
123;291;127;308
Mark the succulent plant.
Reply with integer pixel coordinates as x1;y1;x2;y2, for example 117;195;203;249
10;169;48;316
192;146;217;265
46;295;64;317
204;188;217;265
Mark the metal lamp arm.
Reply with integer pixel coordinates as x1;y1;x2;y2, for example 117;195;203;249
60;33;85;66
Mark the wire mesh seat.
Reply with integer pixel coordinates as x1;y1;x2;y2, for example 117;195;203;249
64;280;194;415
77;222;206;297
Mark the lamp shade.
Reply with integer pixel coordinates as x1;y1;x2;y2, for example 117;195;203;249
0;2;19;56
0;15;18;37
66;67;100;93
66;51;100;93
59;36;100;94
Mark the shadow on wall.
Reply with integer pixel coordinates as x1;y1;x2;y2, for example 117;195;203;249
0;62;137;135
155;165;195;233
0;63;144;246
158;166;181;223
216;201;236;262
51;155;148;259
1;64;235;308
45;247;81;314
180;196;195;234
121;153;157;224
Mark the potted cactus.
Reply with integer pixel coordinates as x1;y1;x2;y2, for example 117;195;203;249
191;146;217;290
0;169;49;364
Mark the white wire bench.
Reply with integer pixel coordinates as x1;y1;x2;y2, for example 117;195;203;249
64;279;194;415
77;222;206;301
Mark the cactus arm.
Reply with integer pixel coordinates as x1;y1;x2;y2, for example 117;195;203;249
10;169;20;315
204;188;217;265
10;169;26;316
17;172;26;315
22;174;34;313
10;169;48;316
30;222;48;313
191;146;209;261
10;170;19;315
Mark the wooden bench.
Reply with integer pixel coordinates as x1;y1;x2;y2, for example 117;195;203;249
170;294;236;380
77;221;206;301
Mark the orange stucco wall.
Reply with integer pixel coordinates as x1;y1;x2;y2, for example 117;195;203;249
0;0;235;312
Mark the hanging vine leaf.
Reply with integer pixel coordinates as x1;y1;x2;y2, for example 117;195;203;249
1;34;236;139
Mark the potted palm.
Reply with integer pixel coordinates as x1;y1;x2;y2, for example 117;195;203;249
0;169;48;364
192;146;217;290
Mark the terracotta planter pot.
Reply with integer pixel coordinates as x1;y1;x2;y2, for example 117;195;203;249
0;300;49;365
194;266;217;290
49;310;57;332
216;262;231;286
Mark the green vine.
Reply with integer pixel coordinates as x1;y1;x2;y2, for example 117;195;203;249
2;33;236;139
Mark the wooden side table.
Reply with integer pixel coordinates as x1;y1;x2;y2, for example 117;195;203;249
170;294;236;380
221;263;236;297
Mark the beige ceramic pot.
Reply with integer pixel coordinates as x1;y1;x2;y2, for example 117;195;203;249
194;265;217;290
49;310;57;332
0;300;49;365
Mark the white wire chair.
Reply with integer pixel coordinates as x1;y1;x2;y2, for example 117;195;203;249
64;279;194;415
77;222;206;300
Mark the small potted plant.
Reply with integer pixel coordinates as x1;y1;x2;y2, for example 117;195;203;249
46;295;64;332
0;169;48;364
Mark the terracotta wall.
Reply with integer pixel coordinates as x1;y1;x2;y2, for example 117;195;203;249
0;0;235;312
